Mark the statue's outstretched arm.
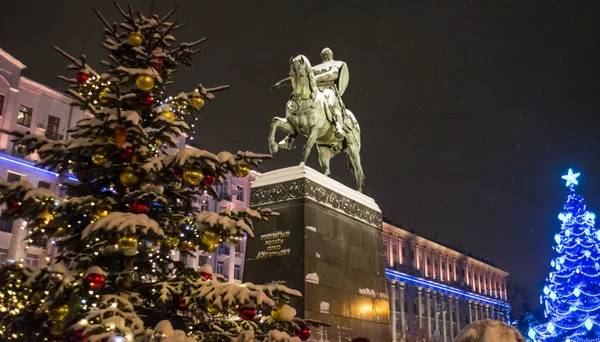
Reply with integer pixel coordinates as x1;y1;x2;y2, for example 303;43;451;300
315;69;339;83
270;77;292;91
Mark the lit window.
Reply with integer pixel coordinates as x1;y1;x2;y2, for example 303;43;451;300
6;172;22;183
38;181;52;190
0;248;8;261
17;105;33;127
25;253;38;266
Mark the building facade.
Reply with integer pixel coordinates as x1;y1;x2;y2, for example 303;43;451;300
383;221;510;341
0;48;254;282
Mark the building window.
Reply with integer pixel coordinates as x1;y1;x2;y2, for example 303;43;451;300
0;216;13;233
442;262;446;270
427;257;431;265
25;253;38;266
392;242;397;255
216;260;224;274
45;115;61;140
217;243;230;255
410;249;415;260
38;181;52;190
234;264;241;280
402;246;406;257
217;179;229;194
235;244;241;253
30;236;47;248
237;185;244;202
0;94;4;115
199;201;209;212
17;105;33;127
383;239;387;252
0;248;8;261
6;172;22;183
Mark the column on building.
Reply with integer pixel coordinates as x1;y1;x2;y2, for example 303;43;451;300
423;246;428;276
468;301;473;323
439;253;444;281
455;297;460;332
441;293;447;342
449;295;454;340
417;287;423;331
400;283;406;340
434;292;439;334
390;282;397;342
426;290;432;337
453;258;457;281
415;245;420;270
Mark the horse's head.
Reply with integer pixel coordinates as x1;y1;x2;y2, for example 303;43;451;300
289;55;316;100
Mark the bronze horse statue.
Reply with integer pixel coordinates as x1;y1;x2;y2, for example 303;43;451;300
268;55;365;192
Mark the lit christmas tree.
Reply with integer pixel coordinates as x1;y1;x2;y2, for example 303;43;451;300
0;2;315;341
529;169;599;342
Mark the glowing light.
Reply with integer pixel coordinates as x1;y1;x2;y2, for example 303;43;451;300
574;288;581;297
555;234;562;244
562;169;580;187
585;318;593;330
528;328;536;339
544;286;550;295
547;322;555;333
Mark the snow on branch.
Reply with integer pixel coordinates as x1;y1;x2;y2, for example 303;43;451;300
82;212;164;238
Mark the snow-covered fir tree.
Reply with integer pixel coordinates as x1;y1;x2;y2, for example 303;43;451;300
529;169;599;342
0;3;316;341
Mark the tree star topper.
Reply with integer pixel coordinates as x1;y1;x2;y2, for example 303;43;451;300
562;169;581;187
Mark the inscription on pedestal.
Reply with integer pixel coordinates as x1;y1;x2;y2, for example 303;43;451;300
244;166;391;342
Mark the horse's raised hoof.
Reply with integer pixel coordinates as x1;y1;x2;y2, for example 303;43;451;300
268;141;279;154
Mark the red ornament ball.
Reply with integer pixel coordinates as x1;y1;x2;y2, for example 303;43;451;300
131;203;149;214
121;147;135;161
7;200;21;212
295;328;311;341
200;169;216;187
76;72;90;85
239;307;257;321
86;273;105;290
173;294;186;310
149;57;163;69
141;94;154;106
200;271;213;280
75;329;88;342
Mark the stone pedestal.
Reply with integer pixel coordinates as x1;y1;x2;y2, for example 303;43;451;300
243;165;391;342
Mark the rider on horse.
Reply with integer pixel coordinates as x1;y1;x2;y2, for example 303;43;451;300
272;47;358;139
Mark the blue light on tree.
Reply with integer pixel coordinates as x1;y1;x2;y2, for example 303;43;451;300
529;169;600;341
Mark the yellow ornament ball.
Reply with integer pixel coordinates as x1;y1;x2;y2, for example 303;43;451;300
136;74;155;91
234;163;251;178
189;96;205;109
128;32;143;47
206;303;220;315
34;210;53;227
182;167;203;186
201;229;221;246
161;111;175;121
163;236;180;249
179;240;196;252
50;304;70;321
120;167;139;187
205;243;218;253
54;227;67;237
118;234;138;250
91;151;108;165
92;207;110;221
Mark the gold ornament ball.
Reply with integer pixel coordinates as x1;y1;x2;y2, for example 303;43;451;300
161;111;175;121
92;207;110;221
120;167;139;187
167;179;183;191
135;74;155;91
205;243;218;253
163;236;180;249
50;304;70;321
99;88;110;103
128;32;143;47
91;151;108;165
226;236;241;248
201;229;221;246
118;234;138;250
182;167;203;186
35;210;53;227
271;303;284;322
179;240;196;252
234;163;251;177
207;303;220;315
190;96;205;109
54;227;67;237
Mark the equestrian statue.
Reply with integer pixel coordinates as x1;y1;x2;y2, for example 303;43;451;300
269;47;365;192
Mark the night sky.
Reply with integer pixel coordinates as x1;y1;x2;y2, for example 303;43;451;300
2;0;600;307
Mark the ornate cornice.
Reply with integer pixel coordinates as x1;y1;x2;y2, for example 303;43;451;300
251;178;382;228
